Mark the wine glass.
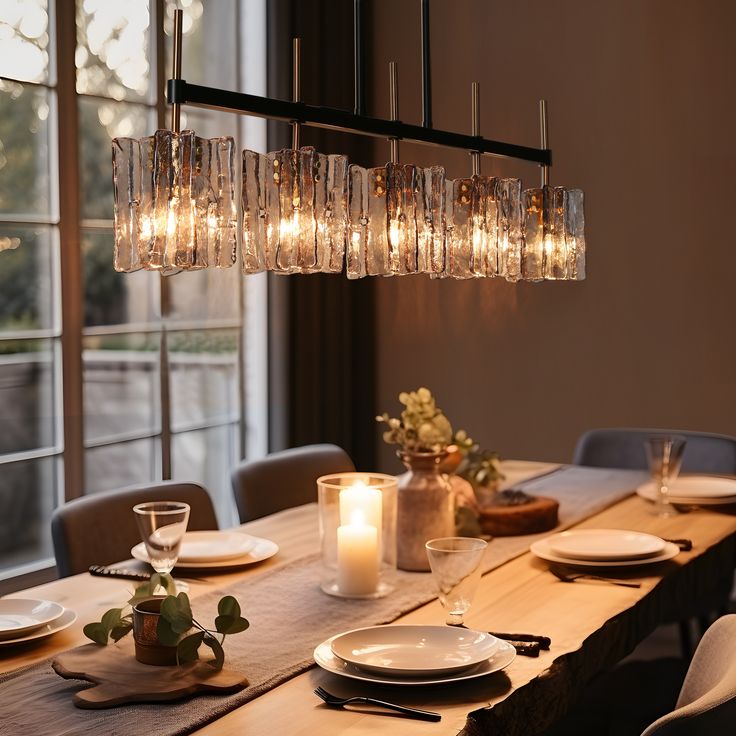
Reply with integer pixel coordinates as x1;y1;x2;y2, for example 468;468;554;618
133;501;190;574
425;537;487;626
645;435;687;517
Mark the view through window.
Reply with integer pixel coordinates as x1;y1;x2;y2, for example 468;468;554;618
0;0;268;581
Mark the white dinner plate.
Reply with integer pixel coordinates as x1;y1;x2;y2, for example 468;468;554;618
637;476;736;505
547;529;666;561
0;608;77;647
315;633;516;686
531;538;680;568
176;531;256;563
330;625;502;677
131;534;278;569
0;599;65;639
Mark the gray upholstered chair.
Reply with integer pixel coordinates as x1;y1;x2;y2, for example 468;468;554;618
231;444;355;522
573;428;736;475
51;481;218;577
640;614;736;735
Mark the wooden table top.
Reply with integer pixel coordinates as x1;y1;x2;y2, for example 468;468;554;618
2;461;735;735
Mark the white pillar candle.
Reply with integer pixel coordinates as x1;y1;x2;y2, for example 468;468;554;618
339;480;382;530
337;509;379;596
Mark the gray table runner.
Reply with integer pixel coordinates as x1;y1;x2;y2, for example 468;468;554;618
0;466;648;736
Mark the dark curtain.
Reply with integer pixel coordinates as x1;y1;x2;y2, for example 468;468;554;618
267;0;377;470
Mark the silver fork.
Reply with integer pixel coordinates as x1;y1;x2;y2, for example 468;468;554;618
313;686;441;722
549;565;642;588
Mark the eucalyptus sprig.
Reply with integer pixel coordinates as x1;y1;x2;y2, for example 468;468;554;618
83;573;249;670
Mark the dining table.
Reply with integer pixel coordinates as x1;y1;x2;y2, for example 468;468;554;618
1;460;735;736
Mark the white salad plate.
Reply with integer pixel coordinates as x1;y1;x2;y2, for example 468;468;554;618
132;535;278;569
329;625;502;677
0;609;77;647
315;633;516;686
547;529;666;561
176;530;256;563
0;599;65;639
531;538;680;568
637;476;736;505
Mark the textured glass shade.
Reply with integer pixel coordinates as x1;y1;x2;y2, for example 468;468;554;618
112;129;237;273
495;178;524;282
522;185;586;281
347;162;422;279
242;146;348;274
443;175;502;279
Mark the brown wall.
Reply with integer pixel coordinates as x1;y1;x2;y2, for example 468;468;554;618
367;0;736;472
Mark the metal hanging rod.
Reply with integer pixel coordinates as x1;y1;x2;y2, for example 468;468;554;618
167;79;550;165
421;0;432;128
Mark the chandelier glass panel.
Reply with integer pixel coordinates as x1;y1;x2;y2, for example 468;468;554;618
111;5;586;282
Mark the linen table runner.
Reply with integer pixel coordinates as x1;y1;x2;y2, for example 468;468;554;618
0;466;648;736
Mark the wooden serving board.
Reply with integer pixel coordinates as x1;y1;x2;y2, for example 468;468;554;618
52;640;248;709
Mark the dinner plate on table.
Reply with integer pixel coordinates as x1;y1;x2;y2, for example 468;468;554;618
131;534;278;570
637;476;736;506
329;625;502;677
0;599;66;639
176;530;256;563
531;538;680;568
314;633;516;686
0;608;77;647
546;529;666;562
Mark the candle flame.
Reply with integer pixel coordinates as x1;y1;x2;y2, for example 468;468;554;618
350;509;366;526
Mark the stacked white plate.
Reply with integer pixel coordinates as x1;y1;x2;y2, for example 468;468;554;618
0;599;77;647
637;475;736;506
313;625;516;686
131;530;279;570
531;529;680;568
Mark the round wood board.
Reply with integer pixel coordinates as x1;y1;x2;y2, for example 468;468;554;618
52;640;248;709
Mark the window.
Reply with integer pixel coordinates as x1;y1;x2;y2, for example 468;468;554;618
0;0;267;582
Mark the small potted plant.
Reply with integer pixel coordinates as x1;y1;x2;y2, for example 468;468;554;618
83;573;249;669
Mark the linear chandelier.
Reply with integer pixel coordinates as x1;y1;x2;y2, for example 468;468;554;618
112;3;585;282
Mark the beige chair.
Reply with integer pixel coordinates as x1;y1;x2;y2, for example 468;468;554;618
641;614;736;735
51;481;218;577
231;444;355;522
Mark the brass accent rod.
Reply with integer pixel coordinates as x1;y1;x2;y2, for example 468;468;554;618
389;61;399;163
292;37;301;150
170;8;183;133
539;99;549;186
471;82;480;176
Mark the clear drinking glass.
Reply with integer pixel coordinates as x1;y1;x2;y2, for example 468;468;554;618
645;435;687;517
133;501;190;574
425;537;488;625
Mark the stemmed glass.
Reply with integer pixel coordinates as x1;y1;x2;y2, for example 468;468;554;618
645;435;687;517
133;501;190;574
425;537;487;626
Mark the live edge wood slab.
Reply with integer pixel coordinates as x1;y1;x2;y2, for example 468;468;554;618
52;641;248;709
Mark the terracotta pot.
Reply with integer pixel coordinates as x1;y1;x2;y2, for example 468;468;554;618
132;597;178;666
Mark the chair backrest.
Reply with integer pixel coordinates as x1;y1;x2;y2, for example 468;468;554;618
573;428;736;475
231;444;355;522
51;481;218;577
640;615;736;735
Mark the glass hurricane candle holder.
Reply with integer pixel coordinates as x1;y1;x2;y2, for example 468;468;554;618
317;472;397;598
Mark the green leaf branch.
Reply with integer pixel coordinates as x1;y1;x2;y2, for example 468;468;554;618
83;574;249;670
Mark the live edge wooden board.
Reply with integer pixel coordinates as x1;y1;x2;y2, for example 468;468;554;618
3;461;735;736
